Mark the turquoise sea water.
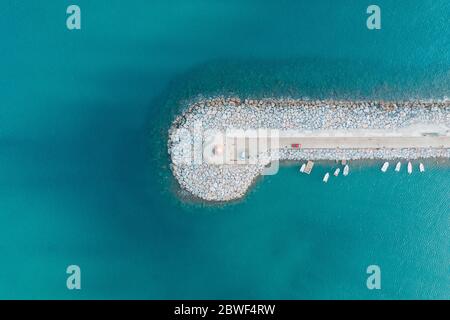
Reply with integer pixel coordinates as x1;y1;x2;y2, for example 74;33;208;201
0;0;449;299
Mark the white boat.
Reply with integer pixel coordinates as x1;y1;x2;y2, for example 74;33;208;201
395;162;401;172
381;162;389;172
407;162;412;174
323;172;330;183
419;163;425;172
300;163;306;173
333;168;341;176
343;165;349;176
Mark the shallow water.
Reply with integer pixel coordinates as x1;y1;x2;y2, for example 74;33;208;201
0;0;449;299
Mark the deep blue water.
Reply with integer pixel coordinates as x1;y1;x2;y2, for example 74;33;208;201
0;0;449;299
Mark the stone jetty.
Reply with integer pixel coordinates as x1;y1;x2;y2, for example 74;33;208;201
168;97;450;201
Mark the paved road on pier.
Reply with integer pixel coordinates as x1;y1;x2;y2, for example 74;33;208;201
221;135;450;163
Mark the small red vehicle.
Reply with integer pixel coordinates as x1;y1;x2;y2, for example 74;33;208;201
291;143;301;148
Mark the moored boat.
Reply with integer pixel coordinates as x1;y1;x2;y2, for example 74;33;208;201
395;162;401;172
323;172;330;183
300;163;306;173
343;165;349;176
408;161;413;174
419;163;425;172
381;162;389;172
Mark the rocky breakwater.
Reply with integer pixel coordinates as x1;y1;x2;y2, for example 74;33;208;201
168;97;450;202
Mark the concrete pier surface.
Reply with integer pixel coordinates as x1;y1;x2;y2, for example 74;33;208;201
278;135;449;149
205;126;450;164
